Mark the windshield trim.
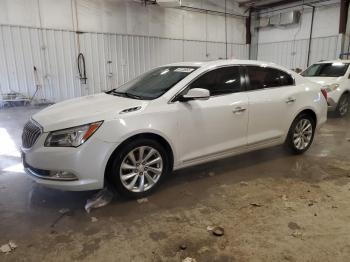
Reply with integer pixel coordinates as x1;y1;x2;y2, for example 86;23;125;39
106;66;199;100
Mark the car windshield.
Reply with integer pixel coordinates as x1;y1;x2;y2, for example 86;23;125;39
301;62;349;77
107;66;198;100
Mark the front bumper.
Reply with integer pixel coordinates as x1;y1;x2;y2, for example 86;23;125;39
327;97;337;111
22;133;118;191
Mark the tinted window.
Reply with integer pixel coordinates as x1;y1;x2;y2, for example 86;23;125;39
247;66;294;90
189;67;242;96
301;63;349;77
109;66;198;100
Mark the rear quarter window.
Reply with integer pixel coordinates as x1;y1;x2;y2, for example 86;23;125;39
246;66;294;90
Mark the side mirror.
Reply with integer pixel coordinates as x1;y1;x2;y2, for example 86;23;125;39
179;88;210;102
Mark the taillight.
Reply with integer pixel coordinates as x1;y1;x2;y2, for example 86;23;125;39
321;89;328;102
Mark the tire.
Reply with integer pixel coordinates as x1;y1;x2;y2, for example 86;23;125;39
107;138;170;199
335;93;349;117
285;113;316;155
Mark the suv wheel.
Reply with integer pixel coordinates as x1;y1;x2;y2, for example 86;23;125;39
108;138;170;198
336;93;349;117
285;114;315;154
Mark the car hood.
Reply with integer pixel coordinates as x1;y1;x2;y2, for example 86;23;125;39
304;76;342;86
32;93;146;132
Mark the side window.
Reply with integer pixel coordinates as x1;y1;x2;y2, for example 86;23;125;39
246;66;294;91
189;67;242;96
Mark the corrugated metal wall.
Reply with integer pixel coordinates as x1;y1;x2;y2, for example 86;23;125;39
0;25;249;102
258;35;339;70
343;35;350;57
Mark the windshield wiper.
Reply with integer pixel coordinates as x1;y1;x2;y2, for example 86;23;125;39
108;90;145;100
109;90;127;97
124;93;145;100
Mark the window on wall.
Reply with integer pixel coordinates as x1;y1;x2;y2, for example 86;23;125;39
189;67;242;96
246;66;294;90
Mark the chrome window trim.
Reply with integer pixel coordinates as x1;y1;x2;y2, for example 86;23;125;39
168;64;245;104
168;64;296;104
244;65;296;91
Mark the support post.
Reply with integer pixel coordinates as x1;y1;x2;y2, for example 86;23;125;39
306;6;315;67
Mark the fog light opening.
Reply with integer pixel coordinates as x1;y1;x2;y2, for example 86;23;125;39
49;171;77;180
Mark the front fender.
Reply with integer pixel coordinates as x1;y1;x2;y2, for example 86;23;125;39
95;116;179;164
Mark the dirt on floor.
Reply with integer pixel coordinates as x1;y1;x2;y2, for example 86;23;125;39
1;106;350;262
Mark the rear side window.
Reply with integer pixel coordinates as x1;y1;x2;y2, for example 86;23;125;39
246;66;294;90
189;66;242;96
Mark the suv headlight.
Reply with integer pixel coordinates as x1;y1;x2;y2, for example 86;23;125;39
323;83;339;93
44;121;103;147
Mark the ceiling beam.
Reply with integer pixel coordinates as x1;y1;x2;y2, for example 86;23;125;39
240;0;302;9
239;1;258;7
256;0;302;9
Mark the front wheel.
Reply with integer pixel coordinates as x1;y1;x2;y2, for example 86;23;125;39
285;114;315;154
108;138;170;198
336;93;349;117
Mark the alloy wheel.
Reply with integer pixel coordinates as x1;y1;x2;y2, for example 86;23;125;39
119;146;163;193
293;119;313;150
338;96;349;116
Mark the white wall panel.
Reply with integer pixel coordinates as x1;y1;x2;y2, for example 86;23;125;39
258;3;340;44
227;16;246;44
228;43;249;59
309;36;339;64
206;14;226;43
39;0;74;30
0;0;39;28
0;25;249;102
257;36;339;70
0;26;80;102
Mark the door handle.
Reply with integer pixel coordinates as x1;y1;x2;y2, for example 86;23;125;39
233;106;247;114
285;97;296;103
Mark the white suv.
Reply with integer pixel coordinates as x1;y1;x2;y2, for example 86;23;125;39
302;60;350;117
21;60;327;198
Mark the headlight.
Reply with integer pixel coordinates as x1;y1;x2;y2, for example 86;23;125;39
323;83;339;93
44;121;103;147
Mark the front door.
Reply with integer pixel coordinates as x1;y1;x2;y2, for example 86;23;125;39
174;66;249;164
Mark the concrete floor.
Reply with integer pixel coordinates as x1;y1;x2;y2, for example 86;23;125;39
1;106;350;262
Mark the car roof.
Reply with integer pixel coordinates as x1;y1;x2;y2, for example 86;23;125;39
165;59;285;69
314;59;350;64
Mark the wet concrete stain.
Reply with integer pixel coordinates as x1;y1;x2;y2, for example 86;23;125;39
149;231;168;241
288;222;301;230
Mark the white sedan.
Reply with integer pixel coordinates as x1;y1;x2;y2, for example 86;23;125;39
21;60;327;198
302;60;350;117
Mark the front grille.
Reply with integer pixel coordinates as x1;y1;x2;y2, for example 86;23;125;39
22;120;42;148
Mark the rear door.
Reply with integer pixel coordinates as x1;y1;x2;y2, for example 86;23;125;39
244;66;299;145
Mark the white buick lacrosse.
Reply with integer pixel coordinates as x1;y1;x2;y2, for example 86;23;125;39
21;60;327;198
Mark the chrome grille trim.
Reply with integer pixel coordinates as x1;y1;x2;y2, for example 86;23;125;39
22;119;42;149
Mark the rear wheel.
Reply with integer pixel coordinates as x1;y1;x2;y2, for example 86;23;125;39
108;138;170;198
285;114;315;154
336;93;349;117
